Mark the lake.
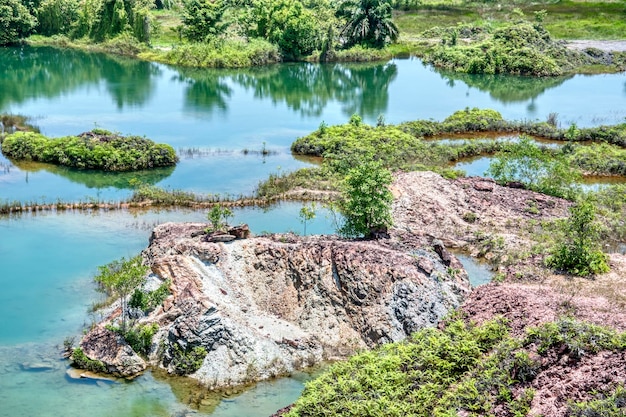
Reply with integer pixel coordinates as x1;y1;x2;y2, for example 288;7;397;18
1;46;625;417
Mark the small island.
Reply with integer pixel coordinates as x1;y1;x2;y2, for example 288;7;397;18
1;129;178;171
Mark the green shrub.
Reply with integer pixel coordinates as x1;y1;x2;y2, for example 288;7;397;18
287;318;625;417
0;0;37;45
423;21;589;76
169;343;207;375
546;200;610;276
486;136;581;199
337;160;393;238
129;280;171;312
156;39;281;68
123;323;159;356
1;130;177;171
568;385;626;417
71;347;107;373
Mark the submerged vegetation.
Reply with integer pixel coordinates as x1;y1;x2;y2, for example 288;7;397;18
287;317;626;417
1;129;178;171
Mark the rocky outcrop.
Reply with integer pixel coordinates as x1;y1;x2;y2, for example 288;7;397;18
80;222;471;389
78;326;146;377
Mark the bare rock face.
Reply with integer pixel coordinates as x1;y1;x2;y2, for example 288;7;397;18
127;222;470;389
78;326;146;377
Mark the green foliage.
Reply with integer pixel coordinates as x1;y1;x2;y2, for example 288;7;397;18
71;347;107;373
287;318;626;417
568;385;626;417
128;279;171;312
546;200;610;277
486;136;581;199
169;343;207;375
524;318;623;359
207;205;233;232
286;319;509;417
94;255;149;330
424;21;579;76
154;38;280;68
71;0;152;42
0;0;37;45
181;0;226;42
1;130;178;171
248;0;323;59
337;160;393;238
122;323;159;356
587;184;626;243
36;0;79;36
337;0;398;48
299;203;316;235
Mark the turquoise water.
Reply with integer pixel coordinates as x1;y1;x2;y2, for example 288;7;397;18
2;47;626;203
0;205;335;417
455;254;494;287
2;46;626;416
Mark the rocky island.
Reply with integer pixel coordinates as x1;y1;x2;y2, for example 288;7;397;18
75;221;471;389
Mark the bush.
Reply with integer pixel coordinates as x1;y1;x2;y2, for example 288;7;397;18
286;318;625;417
546;200;610;276
337;160;393;238
71;347;107;373
128;280;171;312
0;0;37;45
123;323;159;356
36;0;79;36
181;0;226;42
169;343;208;375
1;130;178;171
157;39;281;68
423;22;581;76
486;136;581;199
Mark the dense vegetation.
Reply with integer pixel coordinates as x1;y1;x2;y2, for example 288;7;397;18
421;20;624;76
1;129;178;171
290;108;626;186
4;0;625;73
286;317;626;417
6;0;399;65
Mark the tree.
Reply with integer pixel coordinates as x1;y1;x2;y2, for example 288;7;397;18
336;0;398;48
546;200;610;276
36;0;79;36
207;204;233;232
94;255;148;331
0;0;37;45
299;203;316;235
337;160;393;238
181;0;227;42
249;0;323;59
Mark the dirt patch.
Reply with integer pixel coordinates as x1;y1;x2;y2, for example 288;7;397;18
566;40;626;52
461;282;626;337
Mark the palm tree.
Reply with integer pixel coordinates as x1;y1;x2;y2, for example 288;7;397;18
336;0;399;48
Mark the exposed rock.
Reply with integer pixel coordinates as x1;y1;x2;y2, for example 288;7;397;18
83;222;470;389
78;326;146;378
228;224;250;239
392;171;572;279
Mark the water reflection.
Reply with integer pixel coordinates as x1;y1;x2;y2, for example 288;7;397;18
8;158;175;189
232;61;398;118
0;46;160;110
175;69;232;117
436;69;572;104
